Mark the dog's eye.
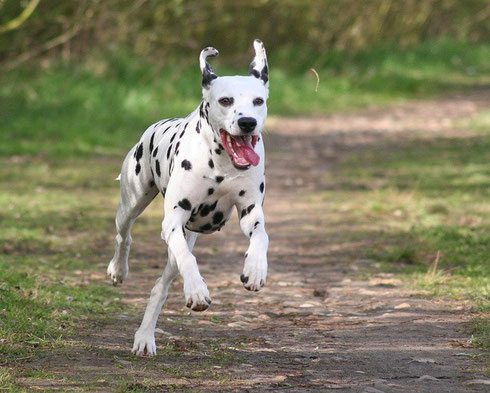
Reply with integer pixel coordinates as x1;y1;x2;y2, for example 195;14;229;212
218;97;234;107
253;98;264;106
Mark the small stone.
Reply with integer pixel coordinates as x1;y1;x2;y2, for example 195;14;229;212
411;357;436;364
419;375;439;381
313;288;327;297
465;379;490;385
394;302;411;309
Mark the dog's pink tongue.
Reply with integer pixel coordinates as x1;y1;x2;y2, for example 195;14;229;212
237;145;260;166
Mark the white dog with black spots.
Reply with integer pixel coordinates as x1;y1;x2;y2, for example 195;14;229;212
106;39;270;356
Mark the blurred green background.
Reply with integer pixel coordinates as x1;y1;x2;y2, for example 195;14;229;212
1;0;489;157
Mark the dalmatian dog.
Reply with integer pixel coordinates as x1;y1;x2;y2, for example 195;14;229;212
106;39;269;356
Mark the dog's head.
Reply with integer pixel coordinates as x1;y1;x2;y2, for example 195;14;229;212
199;39;269;170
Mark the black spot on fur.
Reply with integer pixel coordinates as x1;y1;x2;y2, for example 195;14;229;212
200;223;212;231
155;160;161;176
215;148;221;155
251;69;260;79
178;198;191;210
261;64;269;84
209;200;218;211
208;188;214;195
202;67;218;87
152;146;159;157
167;145;172;159
241;209;247;219
135;143;143;161
196;121;201;133
249;231;253;237
170;133;177;143
254;221;259;228
149;180;155;188
247;204;255;214
169;158;174;176
259;182;264;193
212;211;223;225
239;190;246;197
200;205;210;217
215;176;224;183
135;163;141;175
208;159;214;168
175;141;180;151
149;132;155;154
163;125;172;134
181;160;192;170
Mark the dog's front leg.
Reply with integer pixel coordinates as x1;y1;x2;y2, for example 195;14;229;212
162;212;211;311
238;202;269;291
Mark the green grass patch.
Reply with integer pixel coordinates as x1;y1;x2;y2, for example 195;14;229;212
1;40;489;158
0;158;125;391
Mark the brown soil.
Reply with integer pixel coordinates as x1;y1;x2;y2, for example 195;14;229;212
19;91;489;392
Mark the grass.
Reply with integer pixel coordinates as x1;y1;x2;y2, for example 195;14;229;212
1;40;489;158
0;158;126;390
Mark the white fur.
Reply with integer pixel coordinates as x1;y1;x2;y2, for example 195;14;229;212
107;40;270;356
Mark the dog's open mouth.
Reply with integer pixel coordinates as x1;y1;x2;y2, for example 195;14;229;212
220;129;259;169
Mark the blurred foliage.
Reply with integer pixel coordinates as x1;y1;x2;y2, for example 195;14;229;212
1;0;489;68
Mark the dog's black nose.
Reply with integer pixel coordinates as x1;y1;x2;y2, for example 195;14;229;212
237;117;257;133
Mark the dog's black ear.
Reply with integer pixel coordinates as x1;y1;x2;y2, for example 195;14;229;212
200;47;219;88
249;39;268;87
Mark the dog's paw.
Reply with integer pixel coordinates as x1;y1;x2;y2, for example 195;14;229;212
184;277;211;312
132;329;156;357
106;259;128;286
241;255;267;292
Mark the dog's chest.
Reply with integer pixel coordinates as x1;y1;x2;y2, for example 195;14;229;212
184;193;234;234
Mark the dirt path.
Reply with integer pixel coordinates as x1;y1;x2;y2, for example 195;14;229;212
20;91;489;392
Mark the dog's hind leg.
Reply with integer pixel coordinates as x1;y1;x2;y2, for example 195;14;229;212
132;230;198;357
107;146;158;285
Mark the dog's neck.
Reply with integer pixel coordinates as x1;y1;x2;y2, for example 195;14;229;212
194;100;223;155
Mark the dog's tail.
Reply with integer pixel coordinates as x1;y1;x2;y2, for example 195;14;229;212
115;174;121;181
